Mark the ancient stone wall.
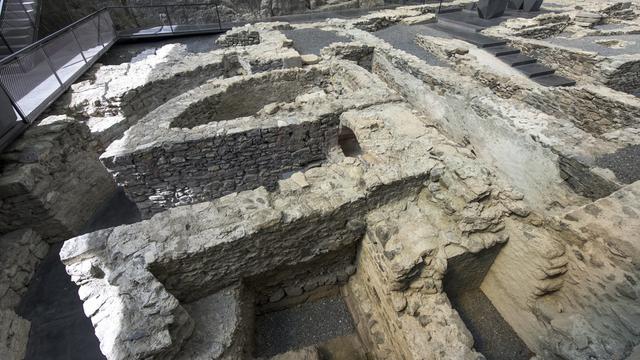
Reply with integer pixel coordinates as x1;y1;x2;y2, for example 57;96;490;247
520;86;640;137
369;46;583;211
101;65;340;218
247;247;357;313
101;59;399;218
0;230;48;310
0;118;116;242
482;181;640;359
0;230;48;360
605;59;640;94
0;309;30;360
54;50;242;147
109;116;337;217
216;27;261;47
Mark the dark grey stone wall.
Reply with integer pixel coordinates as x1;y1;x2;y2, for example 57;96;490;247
102;115;339;218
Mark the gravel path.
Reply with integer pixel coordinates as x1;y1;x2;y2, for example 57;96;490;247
283;29;352;55
449;289;533;360
374;24;448;66
546;34;640;56
254;296;356;357
596;144;640;184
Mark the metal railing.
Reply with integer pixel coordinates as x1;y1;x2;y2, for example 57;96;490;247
0;3;228;152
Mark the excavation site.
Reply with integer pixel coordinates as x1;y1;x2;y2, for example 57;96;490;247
0;0;639;359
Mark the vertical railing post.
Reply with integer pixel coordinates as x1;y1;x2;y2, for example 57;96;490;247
0;32;13;54
70;28;88;64
0;78;28;123
97;10;102;48
215;4;222;30
164;6;174;33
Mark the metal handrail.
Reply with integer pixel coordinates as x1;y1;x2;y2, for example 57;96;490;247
0;2;229;152
0;2;224;65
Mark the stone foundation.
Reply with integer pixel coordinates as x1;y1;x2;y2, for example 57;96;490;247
101;61;399;218
0;118;116;242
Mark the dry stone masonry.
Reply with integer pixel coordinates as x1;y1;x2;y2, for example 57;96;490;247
0;230;48;360
2;1;640;359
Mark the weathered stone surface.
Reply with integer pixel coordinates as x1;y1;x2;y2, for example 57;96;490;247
0;229;48;310
101;61;400;218
0;118;116;242
176;285;252;360
0;310;30;360
217;26;261;47
269;346;321;360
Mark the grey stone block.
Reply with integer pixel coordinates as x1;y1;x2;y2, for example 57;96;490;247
477;0;509;19
523;0;543;11
508;0;524;9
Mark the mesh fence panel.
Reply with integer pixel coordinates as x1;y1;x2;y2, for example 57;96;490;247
74;17;103;61
99;11;116;46
41;30;86;84
0;47;60;118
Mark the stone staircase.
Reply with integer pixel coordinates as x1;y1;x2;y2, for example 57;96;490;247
430;11;575;87
0;0;38;58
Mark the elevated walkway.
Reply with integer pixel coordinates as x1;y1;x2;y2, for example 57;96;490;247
0;4;230;152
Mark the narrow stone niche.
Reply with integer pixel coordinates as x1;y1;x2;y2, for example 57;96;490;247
443;245;533;360
338;126;362;157
158;245;369;359
247;246;367;358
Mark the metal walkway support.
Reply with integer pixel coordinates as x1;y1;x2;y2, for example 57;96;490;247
0;3;230;152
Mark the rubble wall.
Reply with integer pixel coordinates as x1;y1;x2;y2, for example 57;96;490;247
0;230;48;360
0;309;30;360
103;115;338;218
481;182;640;359
0;118;116;242
370;47;574;211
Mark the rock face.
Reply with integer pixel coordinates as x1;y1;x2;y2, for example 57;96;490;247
0;310;30;360
0;230;46;360
0;230;49;310
0;118;116;242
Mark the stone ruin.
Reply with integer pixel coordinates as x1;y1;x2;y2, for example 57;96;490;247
2;0;640;359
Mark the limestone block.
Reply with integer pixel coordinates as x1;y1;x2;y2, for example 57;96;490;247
301;54;321;65
270;347;321;360
400;14;436;25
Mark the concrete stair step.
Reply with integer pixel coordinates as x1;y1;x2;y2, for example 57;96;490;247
2;18;32;26
436;6;465;15
485;45;521;56
430;23;506;48
533;74;576;87
499;53;537;66
437;16;484;33
514;63;555;78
